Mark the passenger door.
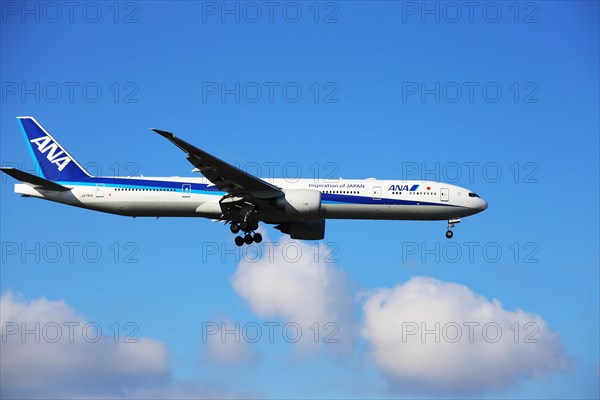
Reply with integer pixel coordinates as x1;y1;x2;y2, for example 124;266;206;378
95;184;105;198
182;184;191;198
372;186;381;200
440;188;449;202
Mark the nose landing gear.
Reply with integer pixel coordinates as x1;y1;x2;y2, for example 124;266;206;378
446;218;460;239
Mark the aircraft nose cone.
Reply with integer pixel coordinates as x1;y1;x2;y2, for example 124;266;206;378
479;198;488;211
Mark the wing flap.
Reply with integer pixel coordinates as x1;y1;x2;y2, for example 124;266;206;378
0;167;71;191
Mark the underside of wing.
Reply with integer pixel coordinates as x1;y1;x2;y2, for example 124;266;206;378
151;129;282;199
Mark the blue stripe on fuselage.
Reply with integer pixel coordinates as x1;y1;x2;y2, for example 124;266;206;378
58;178;457;207
56;177;225;195
321;193;457;207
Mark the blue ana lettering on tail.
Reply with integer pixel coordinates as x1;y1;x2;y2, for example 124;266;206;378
29;136;73;172
18;117;90;181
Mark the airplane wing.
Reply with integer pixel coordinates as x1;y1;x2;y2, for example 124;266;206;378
150;129;282;199
0;167;71;191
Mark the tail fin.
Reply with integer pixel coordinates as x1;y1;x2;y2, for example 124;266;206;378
17;116;91;181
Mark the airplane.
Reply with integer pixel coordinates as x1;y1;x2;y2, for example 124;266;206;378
1;117;488;246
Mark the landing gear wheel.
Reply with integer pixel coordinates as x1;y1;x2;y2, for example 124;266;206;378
253;233;263;243
230;223;240;234
446;218;460;239
244;234;254;245
240;221;249;231
234;236;245;246
250;220;259;231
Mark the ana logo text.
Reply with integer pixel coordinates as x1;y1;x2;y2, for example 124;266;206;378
29;136;72;172
388;184;420;192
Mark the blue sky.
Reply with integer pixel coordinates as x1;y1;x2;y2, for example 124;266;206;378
1;1;598;398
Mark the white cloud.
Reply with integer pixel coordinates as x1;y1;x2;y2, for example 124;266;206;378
361;276;570;395
0;290;252;399
230;236;356;351
1;290;169;398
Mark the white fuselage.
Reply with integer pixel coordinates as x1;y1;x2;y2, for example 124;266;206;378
14;176;488;222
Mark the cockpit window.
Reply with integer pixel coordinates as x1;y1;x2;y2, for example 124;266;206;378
468;192;479;198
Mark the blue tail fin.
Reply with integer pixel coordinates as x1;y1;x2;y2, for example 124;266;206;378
18;116;91;182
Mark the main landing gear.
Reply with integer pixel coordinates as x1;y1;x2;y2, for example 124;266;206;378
446;218;460;239
231;220;262;246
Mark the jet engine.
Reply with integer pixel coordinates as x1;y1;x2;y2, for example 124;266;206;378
274;219;326;240
276;189;322;218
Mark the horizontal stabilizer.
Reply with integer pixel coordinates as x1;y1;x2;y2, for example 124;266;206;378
0;167;71;191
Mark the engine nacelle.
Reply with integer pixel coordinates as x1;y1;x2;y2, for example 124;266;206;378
275;220;326;240
277;189;322;218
